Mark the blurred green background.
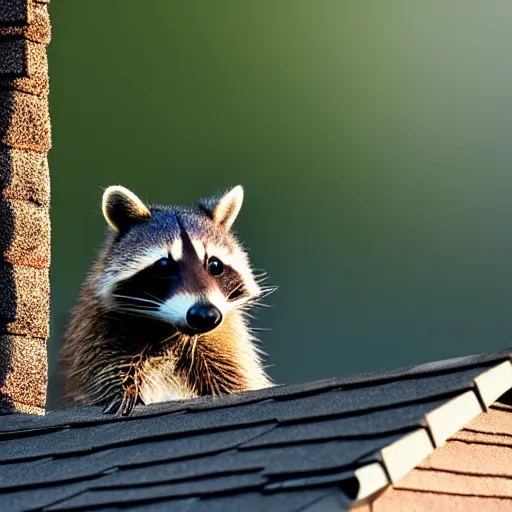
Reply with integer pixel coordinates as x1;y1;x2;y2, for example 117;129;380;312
46;1;512;406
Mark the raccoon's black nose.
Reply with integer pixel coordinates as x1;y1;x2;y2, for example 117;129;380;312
186;304;222;333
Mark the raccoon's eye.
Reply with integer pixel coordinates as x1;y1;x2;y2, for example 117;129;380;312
207;256;225;277
152;256;179;276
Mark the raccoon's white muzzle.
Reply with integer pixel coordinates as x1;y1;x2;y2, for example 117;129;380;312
156;292;226;334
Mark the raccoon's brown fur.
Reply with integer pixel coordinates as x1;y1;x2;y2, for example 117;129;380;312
60;186;273;415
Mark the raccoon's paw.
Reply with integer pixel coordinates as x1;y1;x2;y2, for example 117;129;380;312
103;352;145;416
102;386;138;417
102;394;123;415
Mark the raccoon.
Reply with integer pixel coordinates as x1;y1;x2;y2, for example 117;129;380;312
60;185;274;416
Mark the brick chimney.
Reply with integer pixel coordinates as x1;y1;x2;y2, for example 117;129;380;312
0;0;51;414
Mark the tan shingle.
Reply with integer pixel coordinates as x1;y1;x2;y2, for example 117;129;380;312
451;429;512;446
0;40;49;96
464;408;512;436
0;2;51;45
0;334;46;412
395;468;512;498
0;91;51;151
0;148;50;206
373;489;512;512
0;198;50;268
0;262;49;338
419;441;512;476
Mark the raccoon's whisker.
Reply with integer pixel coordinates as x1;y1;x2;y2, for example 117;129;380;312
116;302;158;309
238;301;258;310
244;300;275;309
229;282;244;293
138;291;165;305
240;299;265;309
115;304;159;312
202;359;215;395
114;307;158;319
112;294;162;307
237;291;276;310
227;283;245;301
159;331;181;345
209;363;222;396
259;285;278;297
189;335;198;374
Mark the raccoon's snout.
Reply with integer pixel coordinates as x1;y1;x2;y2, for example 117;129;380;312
186;303;222;333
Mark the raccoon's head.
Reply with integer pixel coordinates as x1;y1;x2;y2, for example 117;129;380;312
95;185;265;335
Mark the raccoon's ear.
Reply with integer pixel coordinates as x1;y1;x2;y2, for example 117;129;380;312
102;186;151;234
199;185;244;231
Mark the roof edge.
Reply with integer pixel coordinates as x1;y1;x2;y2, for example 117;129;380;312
350;359;512;508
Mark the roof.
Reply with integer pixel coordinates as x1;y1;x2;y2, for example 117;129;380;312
370;405;512;510
0;349;511;511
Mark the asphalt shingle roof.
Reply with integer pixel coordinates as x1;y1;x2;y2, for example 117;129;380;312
0;349;510;511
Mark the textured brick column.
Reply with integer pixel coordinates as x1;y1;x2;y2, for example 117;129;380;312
0;0;51;414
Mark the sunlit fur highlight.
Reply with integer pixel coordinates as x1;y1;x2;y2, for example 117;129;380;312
211;185;244;230
169;237;183;261
102;185;151;232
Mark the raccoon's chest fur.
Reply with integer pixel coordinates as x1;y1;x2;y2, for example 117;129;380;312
135;312;271;405
140;381;189;404
139;355;194;404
